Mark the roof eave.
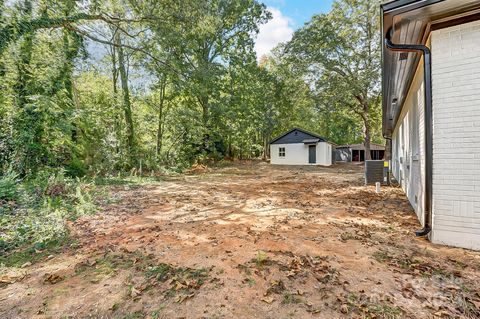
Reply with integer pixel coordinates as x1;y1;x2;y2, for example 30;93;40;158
381;0;480;138
381;0;443;138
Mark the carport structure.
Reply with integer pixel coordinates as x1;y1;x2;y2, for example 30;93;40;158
336;143;385;162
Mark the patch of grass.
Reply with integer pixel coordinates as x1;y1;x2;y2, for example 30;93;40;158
244;277;256;287
343;293;402;319
163;288;176;299
123;311;144;319
52;287;68;297
146;263;173;282
372;250;393;263
255;250;269;267
237;264;252;275
367;304;402;318
386;225;395;233
94;174;167;187
94;258;117;277
340;232;355;242
145;263;210;299
74;251;156;282
282;293;303;305
151;305;165;319
373;250;455;279
0;236;71;267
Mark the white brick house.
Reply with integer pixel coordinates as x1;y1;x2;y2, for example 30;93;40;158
381;0;480;250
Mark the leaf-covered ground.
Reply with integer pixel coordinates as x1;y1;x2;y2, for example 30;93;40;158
1;162;479;318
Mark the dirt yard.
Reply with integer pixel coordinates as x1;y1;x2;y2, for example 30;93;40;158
1;162;480;319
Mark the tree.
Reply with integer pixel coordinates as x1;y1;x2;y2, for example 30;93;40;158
1;0;383;176
114;30;136;165
130;0;270;155
285;0;382;159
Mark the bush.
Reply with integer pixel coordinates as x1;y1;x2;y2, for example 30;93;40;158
65;157;88;178
0;169;98;263
0;170;19;201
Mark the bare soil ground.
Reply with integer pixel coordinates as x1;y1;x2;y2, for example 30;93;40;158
1;162;480;319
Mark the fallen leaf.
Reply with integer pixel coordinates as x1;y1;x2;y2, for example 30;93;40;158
43;273;64;285
175;293;195;303
471;299;480;310
266;280;286;295
434;310;451;317
444;285;460;291
21;262;32;268
0;275;24;285
261;296;275;304
130;286;141;298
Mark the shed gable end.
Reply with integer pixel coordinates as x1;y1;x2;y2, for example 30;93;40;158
270;128;325;145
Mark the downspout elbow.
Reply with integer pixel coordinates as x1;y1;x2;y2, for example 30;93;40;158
415;227;431;237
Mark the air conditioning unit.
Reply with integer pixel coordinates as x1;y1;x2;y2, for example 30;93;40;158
365;160;390;185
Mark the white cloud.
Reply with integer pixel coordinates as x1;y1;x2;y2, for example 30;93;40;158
254;7;294;59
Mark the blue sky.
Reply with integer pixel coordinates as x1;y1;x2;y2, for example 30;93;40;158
263;0;334;28
255;0;334;58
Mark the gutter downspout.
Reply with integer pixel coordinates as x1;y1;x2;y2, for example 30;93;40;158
383;135;392;186
384;28;432;237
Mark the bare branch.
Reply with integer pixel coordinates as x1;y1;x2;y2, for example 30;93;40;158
65;25;180;76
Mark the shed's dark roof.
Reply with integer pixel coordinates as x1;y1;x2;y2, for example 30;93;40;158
269;128;327;145
381;0;480;137
302;138;321;144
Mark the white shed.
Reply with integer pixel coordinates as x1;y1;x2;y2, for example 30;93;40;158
269;128;333;166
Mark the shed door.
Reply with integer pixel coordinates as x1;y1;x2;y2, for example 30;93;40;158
308;145;316;164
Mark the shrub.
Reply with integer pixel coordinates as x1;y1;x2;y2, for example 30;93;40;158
0;169;98;264
65;157;88;178
0;170;19;201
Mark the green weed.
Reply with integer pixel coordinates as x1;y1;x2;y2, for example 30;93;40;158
342;292;403;318
255;250;271;268
282;293;303;305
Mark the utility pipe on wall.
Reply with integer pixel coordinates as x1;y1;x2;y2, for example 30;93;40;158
384;27;433;237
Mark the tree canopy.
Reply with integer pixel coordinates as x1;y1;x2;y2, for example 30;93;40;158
284;0;382;159
0;0;383;176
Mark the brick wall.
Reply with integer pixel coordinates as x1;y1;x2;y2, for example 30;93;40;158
431;20;480;250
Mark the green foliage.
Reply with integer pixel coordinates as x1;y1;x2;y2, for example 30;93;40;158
0;170;18;201
0;0;384;174
285;0;383;153
65;157;87;178
0;169;97;264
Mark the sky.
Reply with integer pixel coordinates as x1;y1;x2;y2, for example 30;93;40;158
255;0;334;58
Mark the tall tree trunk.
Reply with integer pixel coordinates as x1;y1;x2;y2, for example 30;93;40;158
156;79;167;157
198;95;210;153
61;29;78;144
109;34;123;155
362;112;372;161
262;135;269;160
109;34;122;155
200;96;209;128
115;32;136;165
